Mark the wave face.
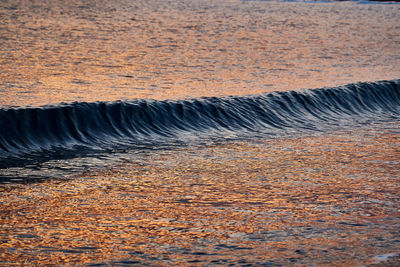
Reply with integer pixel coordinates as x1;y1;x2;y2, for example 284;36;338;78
0;80;399;168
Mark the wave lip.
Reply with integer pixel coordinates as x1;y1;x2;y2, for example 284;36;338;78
0;80;399;167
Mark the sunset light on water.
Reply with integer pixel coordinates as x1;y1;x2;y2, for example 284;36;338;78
1;0;399;265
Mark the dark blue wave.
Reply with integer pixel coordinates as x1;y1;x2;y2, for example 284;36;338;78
0;80;399;168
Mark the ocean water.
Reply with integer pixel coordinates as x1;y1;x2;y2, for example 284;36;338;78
1;0;400;265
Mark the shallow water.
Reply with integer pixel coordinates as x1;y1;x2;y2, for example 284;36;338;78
1;125;399;265
1;0;400;266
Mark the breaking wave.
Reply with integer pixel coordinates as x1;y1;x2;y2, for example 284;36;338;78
0;80;399;168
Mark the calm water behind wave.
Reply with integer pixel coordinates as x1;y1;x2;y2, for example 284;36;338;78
1;0;400;106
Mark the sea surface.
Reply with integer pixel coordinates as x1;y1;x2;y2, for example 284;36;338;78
1;0;400;265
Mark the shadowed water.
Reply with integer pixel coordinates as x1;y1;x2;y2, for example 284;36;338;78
0;80;399;171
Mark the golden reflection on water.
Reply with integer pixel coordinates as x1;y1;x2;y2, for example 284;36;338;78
1;0;400;265
1;128;399;265
1;0;400;106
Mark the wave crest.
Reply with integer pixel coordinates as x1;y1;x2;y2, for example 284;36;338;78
0;80;399;167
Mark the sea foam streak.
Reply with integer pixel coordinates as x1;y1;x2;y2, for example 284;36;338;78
0;80;399;168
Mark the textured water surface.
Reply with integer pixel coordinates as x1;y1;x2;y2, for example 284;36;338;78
1;125;399;265
0;0;400;266
1;0;399;106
